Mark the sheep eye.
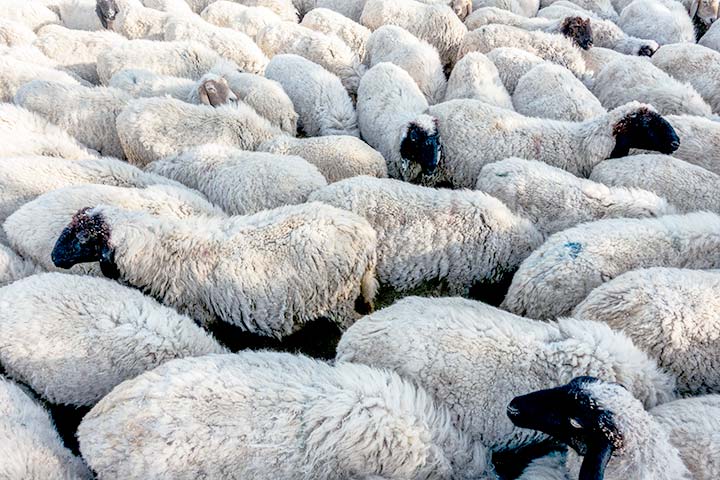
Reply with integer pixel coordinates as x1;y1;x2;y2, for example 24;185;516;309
570;418;583;429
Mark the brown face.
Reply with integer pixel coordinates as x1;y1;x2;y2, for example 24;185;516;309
198;78;236;107
560;17;593;50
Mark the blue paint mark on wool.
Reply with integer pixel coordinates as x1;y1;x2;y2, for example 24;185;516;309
564;241;582;259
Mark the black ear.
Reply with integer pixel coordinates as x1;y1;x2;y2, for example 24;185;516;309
399;119;442;176
561;17;594;50
96;0;119;29
52;207;113;270
579;441;614;480
610;108;680;158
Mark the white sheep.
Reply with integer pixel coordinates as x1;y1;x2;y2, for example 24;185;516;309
502;211;720;319
52;0;106;31
360;0;468;68
0;376;92;480
357;62;439;183
458;24;588;77
591;154;720;213
200;1;283;40
309;175;543;295
580;44;626;74
651;43;720;115
0;244;39;288
364;25;447;105
444;52;513;108
51;202;378;337
265;54;358;137
256;22;365;94
472;0;542;16
655;114;720;175
188;0;298;20
77;351;494;479
96;40;222;85
3;183;222;276
14;80;131;159
93;0;168;39
538;0;618;19
115;96;283;167
512;62;605;121
0;54;84;102
699;18;720;51
476;158;673;236
688;0;720;39
0;19;37;47
0;272;226;406
0;104;95;160
0;0;60;31
573;268;720;395
146;144;327;215
336;296;676;452
300;7;371;60
617;0;695;45
413;100;680;188
508;377;720;480
108;68;196;98
485;47;544;94
258;135;388;182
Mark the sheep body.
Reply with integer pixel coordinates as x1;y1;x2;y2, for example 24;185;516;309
77;351;493;479
200;1;283;40
502;211;720;319
0;54;83;102
573;268;720;395
699;19;720;51
486;47;544;94
0;0;59;31
191;0;298;20
115;97;283;167
472;0;541;16
0;19;37;47
265;54;358;137
0;244;39;288
309;176;543;294
476;158;673;236
336;296;676;451
14;81;131;158
146;144;326;215
0;273;225;406
658;114;720;175
445;52;512;108
591;154;720;213
618;0;695;45
300;7;370;60
55;0;106;30
108;68;196;99
539;0;618;19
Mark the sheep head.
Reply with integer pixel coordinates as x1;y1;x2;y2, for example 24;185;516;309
560;17;594;50
399;115;443;184
609;106;679;158
52;207;118;279
198;77;237;107
690;0;719;39
95;0;119;30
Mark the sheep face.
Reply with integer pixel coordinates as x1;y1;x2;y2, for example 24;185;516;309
507;376;625;480
52;208;118;279
636;43;658;57
399;116;443;185
198;78;237;107
691;0;719;39
96;0;119;30
560;17;593;50
609;108;680;159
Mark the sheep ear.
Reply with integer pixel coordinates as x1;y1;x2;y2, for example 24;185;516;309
579;440;614;480
690;0;700;17
198;83;210;105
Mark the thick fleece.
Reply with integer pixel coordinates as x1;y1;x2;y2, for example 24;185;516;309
0;244;39;288
300;7;370;60
618;0;695;45
486;47;545;95
0;54;83;102
0;0;59;31
0;19;37;47
200;1;284;41
445;51;512;109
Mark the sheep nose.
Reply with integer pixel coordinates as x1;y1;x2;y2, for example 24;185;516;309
670;140;680;151
506;403;520;419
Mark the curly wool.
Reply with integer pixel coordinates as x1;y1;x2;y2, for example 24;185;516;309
108;68;196;99
0;244;39;288
472;0;542;17
654;114;720;175
477;158;673;237
0;54;84;102
486;47;545;94
444;52;512;108
617;0;695;45
300;7;371;60
336;296;676;452
200;1;284;41
146;144;326;216
0;19;37;47
78;351;494;480
539;0;618;19
0;0;59;31
502;211;720;319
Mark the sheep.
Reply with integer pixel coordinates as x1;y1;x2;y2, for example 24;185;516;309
0;0;60;31
300;7;371;60
77;351;493;480
295;0;473;21
33;24;127;85
200;1;283;40
465;8;594;50
537;1;659;55
508;377;720;480
572;268;720;395
457;25;588;77
3;183;223;276
357;62;440;183
0;272;226;407
116;96;283;167
52;0;106;30
408;100;680;188
580;45;626;75
183;72;238;107
444;52;512;108
688;0;719;39
256;22;365;94
0;244;39;288
0;376;92;480
141;0;194;13
108;68;196;98
618;0;696;45
0;19;37;47
14;80;131;159
0;104;96;160
512;62;605;121
309;175;543;296
652;114;720;175
471;0;542;16
336;296;677;452
486;47;544;94
265;54;358;137
0;54;85;102
538;0;618;19
146;144;327;216
651;43;720;115
591;154;720;214
258;135;388;182
93;0;169;39
589;56;713;118
162;16;269;74
476;158;673;237
502;211;720;319
699;18;720;50
51;201;378;337
364;25;447;105
360;0;468;68
187;0;299;19
96;40;222;85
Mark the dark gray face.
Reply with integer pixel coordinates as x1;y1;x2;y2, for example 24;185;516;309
609;108;680;158
507;377;624;480
96;0;119;30
560;17;593;50
198;78;235;107
637;44;657;57
52;208;118;279
399;120;442;177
